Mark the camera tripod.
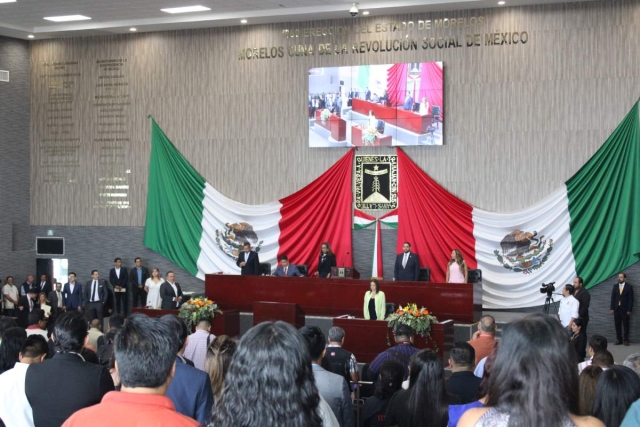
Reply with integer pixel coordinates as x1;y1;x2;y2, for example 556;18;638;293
542;294;558;316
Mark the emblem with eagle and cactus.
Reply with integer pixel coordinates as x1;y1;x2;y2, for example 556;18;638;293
494;230;553;274
215;222;263;261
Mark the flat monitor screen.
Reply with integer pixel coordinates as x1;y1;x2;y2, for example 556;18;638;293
36;237;65;256
308;62;443;147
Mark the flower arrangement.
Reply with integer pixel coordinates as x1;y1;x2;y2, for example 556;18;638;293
320;108;331;123
386;303;438;339
178;297;222;330
362;127;378;146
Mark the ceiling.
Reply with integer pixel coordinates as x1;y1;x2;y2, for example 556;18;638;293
0;0;595;40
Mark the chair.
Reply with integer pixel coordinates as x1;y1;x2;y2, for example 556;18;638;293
385;302;396;317
259;262;272;276
418;267;430;282
431;105;441;128
376;119;385;134
468;269;482;284
296;264;308;276
411;102;420;112
425;117;436;144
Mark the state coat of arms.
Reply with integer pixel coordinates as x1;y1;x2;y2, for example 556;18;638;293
493;230;553;274
215;222;263;261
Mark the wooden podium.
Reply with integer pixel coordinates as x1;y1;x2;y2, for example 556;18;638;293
131;307;240;337
330;267;360;279
253;301;305;329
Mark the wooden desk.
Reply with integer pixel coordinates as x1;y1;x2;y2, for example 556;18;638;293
205;275;481;323
351;125;393;147
253;301;305;328
333;317;454;363
131;307;240;337
352;99;433;134
329;115;347;141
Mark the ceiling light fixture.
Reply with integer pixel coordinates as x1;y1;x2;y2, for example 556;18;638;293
240;19;247;24
43;15;91;22
27;34;34;38
160;5;211;14
129;27;137;31
363;11;369;15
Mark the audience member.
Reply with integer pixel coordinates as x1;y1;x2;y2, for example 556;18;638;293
384;349;449;427
468;315;496;364
445;342;482;404
0;335;48;426
623;353;640;377
48;282;64;322
579;365;603;416
0;327;27;375
97;313;125;348
579;335;608;373
622;397;640;427
593;365;640;427
17;289;37;328
212;321;324;427
593;351;615;370
322;326;359;392
0;316;17;343
25;311;114;427
161;314;214;426
21;275;36;297
300;325;354;427
457;313;603;427
2;276;19;317
361;359;404;427
368;324;419;380
36;292;51;319
87;318;104;350
184;318;215;371
26;308;48;339
203;335;236;404
62;314;199;427
571;318;587;361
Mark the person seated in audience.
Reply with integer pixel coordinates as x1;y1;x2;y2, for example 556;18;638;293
184;318;215;371
0;335;48;426
571;318;587;362
363;279;386;321
384;349;449;427
212;321;327;427
622;397;640;426
579;335;608;374
36;292;51;319
273;255;302;277
62;314;200;427
458;313;604;427
593;351;614;370
445;342;482;404
300;325;354;427
593;365;640;427
579;365;603;416
361;359;404;427
623;353;640;377
322;326;359;396
161;314;214;426
0;327;27;375
204;335;236;407
25;308;48;339
0;316;17;344
97;313;125;348
368;324;419;380
87;318;104;350
25;311;114;427
468;315;496;364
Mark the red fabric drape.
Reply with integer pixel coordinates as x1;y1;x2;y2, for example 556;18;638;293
418;62;444;119
395;149;476;282
386;63;408;107
278;150;354;274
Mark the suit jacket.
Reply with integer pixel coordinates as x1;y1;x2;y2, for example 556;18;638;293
83;279;108;305
160;282;183;310
63;282;83;310
109;267;129;290
574;288;591;322
37;280;52;296
21;282;37;296
17;295;36;328
129;266;150;288
318;253;337;278
394;252;421;282
611;282;634;312
403;96;413;110
25;352;114;427
48;290;64;317
236;250;261;276
166;356;214;426
312;363;355;427
273;264;302;277
445;371;482;404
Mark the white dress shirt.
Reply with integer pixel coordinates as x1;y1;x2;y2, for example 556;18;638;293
559;295;580;328
0;362;35;426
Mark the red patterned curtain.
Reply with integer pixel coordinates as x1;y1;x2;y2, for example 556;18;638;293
386;63;408;106
418;62;444;118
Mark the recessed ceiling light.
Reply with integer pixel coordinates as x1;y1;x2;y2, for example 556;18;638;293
0;0;17;3
160;5;211;14
129;27;137;31
363;11;369;15
43;15;91;22
498;1;505;4
240;19;247;24
27;35;35;38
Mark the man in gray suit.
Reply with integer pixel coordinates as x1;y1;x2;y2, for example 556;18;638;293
84;270;108;328
300;326;354;427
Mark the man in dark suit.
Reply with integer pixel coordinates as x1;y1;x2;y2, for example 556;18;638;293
63;272;83;313
161;315;214;426
365;87;371;101
573;276;591;342
273;255;302;277
610;272;634;346
394;242;421;282
17;289;37;328
445;342;482;404
236;242;261;275
129;257;150;309
37;274;52;296
21;274;36;297
403;91;414;110
25;311;114;427
84;270;108;327
47;282;65;331
160;271;184;310
109;257;129;316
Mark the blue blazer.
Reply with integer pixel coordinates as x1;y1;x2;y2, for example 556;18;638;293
166;357;214;426
273;264;302;277
63;282;83;309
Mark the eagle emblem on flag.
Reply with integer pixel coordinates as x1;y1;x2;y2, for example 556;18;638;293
215;222;263;261
494;230;554;274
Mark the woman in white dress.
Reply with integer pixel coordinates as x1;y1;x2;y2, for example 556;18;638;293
144;268;164;309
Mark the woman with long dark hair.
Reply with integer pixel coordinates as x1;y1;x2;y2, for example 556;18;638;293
204;335;237;403
384;349;449;427
579;365;603;416
458;313;603;427
0;327;27;374
212;321;323;427
316;242;337;278
363;279;386;321
361;359;404;427
446;249;468;283
571;318;587;362
593;365;640;427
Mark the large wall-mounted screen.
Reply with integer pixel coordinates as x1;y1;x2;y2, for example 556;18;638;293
308;62;443;148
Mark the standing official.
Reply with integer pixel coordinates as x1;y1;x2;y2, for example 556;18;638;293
236;242;260;276
160;271;184;310
130;257;150;308
109;257;129;316
393;242;420;282
610;273;634;346
84;270;108;327
573;277;591;337
63;273;83;312
316;242;337;278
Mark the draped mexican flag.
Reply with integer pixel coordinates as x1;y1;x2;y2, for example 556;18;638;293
353;209;398;278
144;118;354;279
397;102;640;308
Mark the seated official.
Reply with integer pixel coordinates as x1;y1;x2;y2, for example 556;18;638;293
363;279;386;321
273;255;302;277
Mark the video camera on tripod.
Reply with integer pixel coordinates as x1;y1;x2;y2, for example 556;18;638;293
540;282;556;297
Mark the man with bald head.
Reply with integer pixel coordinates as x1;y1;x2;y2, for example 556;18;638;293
468;315;496;364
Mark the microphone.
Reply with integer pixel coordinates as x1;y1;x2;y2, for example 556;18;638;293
341;251;350;267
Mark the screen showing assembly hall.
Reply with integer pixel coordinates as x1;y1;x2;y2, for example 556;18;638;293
308;62;443;148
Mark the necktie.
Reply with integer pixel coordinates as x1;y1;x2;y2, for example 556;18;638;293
57;292;62;307
92;280;98;302
403;253;408;268
41;282;45;290
284;267;288;276
29;298;33;311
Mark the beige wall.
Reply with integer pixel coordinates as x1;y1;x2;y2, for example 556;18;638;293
30;0;640;226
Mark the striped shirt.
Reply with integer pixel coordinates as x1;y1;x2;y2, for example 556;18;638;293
183;329;215;371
